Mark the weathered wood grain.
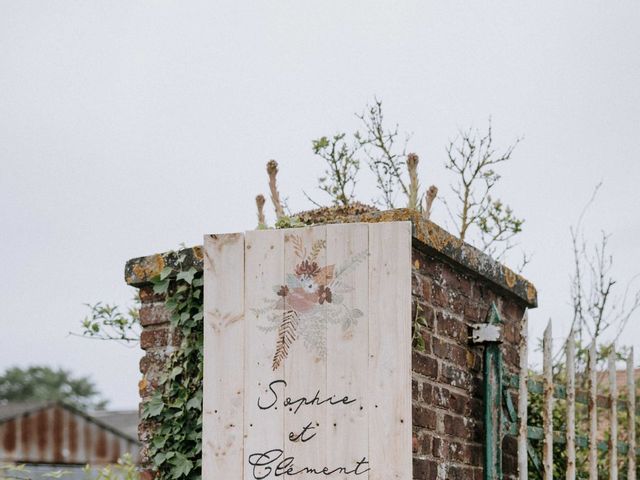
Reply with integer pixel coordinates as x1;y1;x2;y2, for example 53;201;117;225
203;233;245;479
368;221;412;480
326;223;369;478
283;226;328;477
203;222;412;479
243;229;284;480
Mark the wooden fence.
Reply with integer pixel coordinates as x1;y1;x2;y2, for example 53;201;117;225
513;313;637;479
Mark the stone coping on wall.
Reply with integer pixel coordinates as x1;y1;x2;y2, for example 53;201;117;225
124;208;537;308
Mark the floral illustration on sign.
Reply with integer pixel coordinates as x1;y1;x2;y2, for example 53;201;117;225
253;234;367;371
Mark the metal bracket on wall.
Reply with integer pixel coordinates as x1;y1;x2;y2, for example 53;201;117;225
471;323;502;344
471;303;504;480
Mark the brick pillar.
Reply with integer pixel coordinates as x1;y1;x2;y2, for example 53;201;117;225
410;245;533;480
125;208;537;479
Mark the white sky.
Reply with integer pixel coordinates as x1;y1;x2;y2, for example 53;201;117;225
1;1;639;409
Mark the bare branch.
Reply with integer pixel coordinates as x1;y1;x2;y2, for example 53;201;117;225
444;119;525;264
312;133;361;206
357;98;411;208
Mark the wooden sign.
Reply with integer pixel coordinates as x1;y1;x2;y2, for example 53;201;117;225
203;222;412;479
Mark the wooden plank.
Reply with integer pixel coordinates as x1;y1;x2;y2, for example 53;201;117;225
610;349;619;480
566;328;576;480
628;348;636;480
368;221;412;480
589;339;598;480
203;233;245;480
283;225;328;476
325;223;369;477
243;229;284;480
542;320;553;480
518;310;529;480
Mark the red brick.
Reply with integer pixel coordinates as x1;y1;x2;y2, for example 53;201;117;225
469;444;483;465
472;282;498;305
432;337;467;366
431;387;471;416
420;277;432;303
412;403;437;430
412;352;438;379
421;383;433;404
463;301;487;323
139;286;165;304
139;350;168;375
436;312;468;343
140;327;169;350
412;457;437;479
504;344;519;368
431;437;445;458
431;283;449;308
139;470;155;480
140;304;170;327
420;256;443;282
448;440;471;463
500;298;525;324
443;414;470;439
441;267;473;298
447;464;476;480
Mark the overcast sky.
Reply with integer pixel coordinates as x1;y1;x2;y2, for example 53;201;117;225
1;1;639;409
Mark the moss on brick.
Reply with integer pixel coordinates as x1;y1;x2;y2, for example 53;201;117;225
125;208;536;307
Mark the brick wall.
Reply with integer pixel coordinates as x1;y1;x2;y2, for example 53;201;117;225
125;208;537;479
411;246;529;480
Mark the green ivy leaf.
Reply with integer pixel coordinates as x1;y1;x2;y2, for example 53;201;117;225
160;266;174;281
153;280;170;295
186;395;201;411
176;267;197;285
143;395;165;418
169;453;194;478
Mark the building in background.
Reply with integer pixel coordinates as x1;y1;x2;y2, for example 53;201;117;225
0;401;139;479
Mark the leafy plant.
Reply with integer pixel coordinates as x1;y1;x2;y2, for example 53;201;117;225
85;454;139;479
0;455;138;480
0;366;107;411
312;133;361;207
80;301;140;343
141;258;204;480
311;98;429;211
0;464;70;480
444;120;525;263
412;303;429;352
357;98;412;209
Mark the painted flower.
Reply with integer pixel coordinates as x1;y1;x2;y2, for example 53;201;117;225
317;285;332;304
277;285;289;297
295;260;321;278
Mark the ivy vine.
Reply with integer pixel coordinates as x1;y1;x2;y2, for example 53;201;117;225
141;256;204;480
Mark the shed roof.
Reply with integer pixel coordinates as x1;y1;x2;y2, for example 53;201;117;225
0;401;139;465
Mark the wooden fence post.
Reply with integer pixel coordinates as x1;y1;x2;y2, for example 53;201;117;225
610;349;618;480
543;321;553;480
589;340;598;480
628;347;636;480
566;328;576;480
